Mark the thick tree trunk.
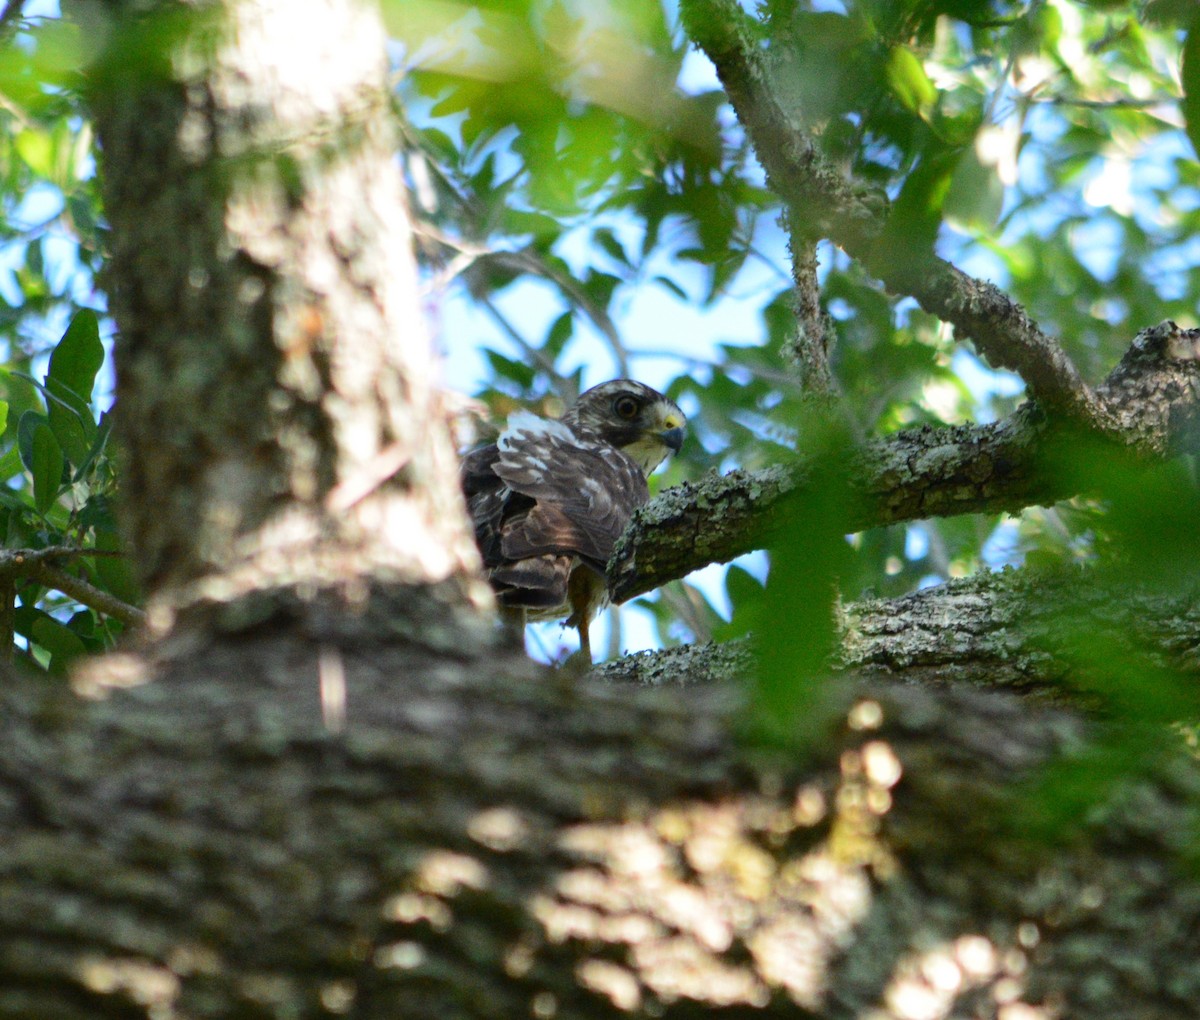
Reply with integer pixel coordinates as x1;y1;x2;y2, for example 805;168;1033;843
87;0;488;634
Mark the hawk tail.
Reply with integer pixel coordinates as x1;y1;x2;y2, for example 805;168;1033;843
491;555;572;611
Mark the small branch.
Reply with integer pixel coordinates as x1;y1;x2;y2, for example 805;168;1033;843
477;297;572;390
1027;95;1167;109
678;0;1107;427
24;562;145;629
908;263;1103;425
0;545;124;568
783;221;833;393
0;546;145;629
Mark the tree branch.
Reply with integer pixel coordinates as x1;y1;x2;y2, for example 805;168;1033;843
591;637;753;686
678;0;1107;427
610;322;1200;603
24;562;145;629
0;547;144;629
837;566;1200;691
602;563;1200;703
783;221;834;392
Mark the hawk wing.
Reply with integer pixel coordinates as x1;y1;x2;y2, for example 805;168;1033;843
489;411;649;568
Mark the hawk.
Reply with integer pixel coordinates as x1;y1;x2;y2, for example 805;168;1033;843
461;380;686;660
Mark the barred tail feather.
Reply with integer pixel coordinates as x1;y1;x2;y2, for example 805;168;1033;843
491;555;571;611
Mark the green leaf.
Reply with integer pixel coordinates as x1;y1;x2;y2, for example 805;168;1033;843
14;372;97;469
868;149;959;282
42;311;103;466
31;614;88;675
653;275;689;301
31;422;65;514
15;129;55;178
17;411;50;475
0;445;24;484
483;348;535;389
48;399;92;468
593;227;630;267
93;529;141;606
944;147;1005;231
543;312;573;358
886;46;937;116
70;412;113;481
1183;18;1200;161
743;415;859;747
48;309;104;405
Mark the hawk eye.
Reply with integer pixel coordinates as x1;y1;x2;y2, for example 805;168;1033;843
613;395;640;420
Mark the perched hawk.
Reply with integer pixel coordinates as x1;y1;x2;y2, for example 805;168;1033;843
462;380;686;660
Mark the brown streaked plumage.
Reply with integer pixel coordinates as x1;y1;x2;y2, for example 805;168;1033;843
461;380;685;660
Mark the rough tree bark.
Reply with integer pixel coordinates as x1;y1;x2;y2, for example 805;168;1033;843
84;0;490;638
1;1;1199;1019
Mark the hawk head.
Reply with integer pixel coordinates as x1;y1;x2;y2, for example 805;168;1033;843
561;380;686;476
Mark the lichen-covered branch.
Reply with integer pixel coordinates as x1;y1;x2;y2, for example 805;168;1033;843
841;567;1200;700
610;322;1200;603
601;562;1200;702
783;221;834;392
678;0;1105;426
603;410;1032;604
590;636;753;686
608;465;794;603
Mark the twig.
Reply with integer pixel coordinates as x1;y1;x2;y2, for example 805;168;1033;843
415;220;632;378
0;545;124;568
24;562;145;629
783;217;833;393
1027;96;1166;110
478;297;572;390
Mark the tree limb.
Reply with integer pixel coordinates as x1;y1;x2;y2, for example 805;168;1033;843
783;223;833;392
601;563;1200;702
610;322;1200;603
677;0;1107;427
591;637;753;686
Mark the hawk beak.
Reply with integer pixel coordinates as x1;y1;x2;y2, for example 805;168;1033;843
660;426;685;454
